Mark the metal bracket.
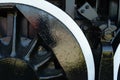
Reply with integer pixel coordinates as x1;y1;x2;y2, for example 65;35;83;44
78;2;98;20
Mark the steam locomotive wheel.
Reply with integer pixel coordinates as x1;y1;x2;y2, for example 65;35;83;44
0;0;95;80
0;8;65;80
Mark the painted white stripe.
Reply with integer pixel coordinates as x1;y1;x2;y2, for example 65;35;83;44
0;0;95;80
114;44;120;80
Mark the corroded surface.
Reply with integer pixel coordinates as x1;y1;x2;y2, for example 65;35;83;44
50;20;87;80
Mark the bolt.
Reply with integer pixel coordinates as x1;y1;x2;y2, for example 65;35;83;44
85;5;89;9
81;9;85;13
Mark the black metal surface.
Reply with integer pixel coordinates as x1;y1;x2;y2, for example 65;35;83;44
47;0;65;10
0;58;38;80
97;0;110;20
16;4;56;46
75;0;96;8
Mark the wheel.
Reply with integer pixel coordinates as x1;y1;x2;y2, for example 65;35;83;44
0;0;95;80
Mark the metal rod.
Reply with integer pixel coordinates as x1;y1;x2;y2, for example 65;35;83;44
10;12;17;57
24;38;37;61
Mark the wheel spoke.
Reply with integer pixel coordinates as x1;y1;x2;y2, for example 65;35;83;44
10;12;17;57
0;37;11;57
24;37;38;61
0;13;14;57
38;68;64;80
31;50;52;70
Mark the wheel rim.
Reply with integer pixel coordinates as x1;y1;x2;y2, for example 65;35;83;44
114;44;120;80
0;0;95;80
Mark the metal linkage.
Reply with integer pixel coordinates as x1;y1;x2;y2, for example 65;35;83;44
99;42;113;80
78;2;117;80
100;20;117;42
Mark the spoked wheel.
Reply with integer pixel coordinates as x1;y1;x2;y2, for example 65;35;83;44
0;0;95;80
0;11;66;80
0;4;67;80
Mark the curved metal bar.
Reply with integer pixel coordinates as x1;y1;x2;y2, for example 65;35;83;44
114;44;120;80
0;0;95;80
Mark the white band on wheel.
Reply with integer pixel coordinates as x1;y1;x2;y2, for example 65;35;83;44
114;44;120;80
0;0;95;80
